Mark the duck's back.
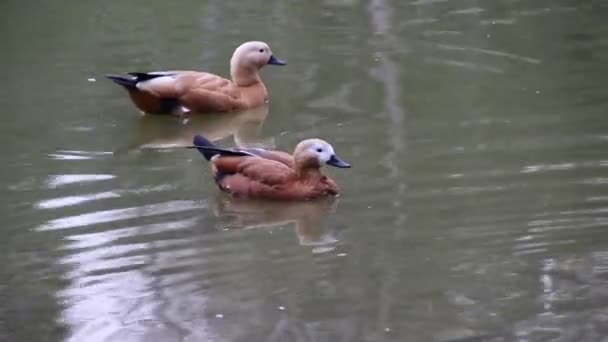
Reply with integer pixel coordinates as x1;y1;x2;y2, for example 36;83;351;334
239;148;294;168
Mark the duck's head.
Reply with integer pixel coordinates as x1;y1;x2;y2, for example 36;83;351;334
293;139;351;169
230;41;286;71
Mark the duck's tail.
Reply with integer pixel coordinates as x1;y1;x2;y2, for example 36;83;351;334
192;135;254;161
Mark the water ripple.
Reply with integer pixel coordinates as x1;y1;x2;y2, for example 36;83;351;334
480;18;516;25
64;217;200;250
36;191;121;210
468;47;541;64
424;57;504;73
47;174;116;188
422;30;462;37
400;18;438;26
410;0;450;5
521;163;576;174
48;150;113;161
38;200;205;231
447;7;485;16
432;43;541;64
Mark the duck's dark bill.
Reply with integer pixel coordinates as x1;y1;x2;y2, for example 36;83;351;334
326;155;351;168
268;55;286;66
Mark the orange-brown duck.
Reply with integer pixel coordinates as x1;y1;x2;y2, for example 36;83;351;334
106;41;285;115
191;135;350;200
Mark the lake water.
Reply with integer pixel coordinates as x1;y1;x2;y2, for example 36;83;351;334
2;0;608;341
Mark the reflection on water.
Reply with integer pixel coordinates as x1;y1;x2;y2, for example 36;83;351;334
54;197;345;342
123;105;275;151
213;195;340;250
2;0;608;341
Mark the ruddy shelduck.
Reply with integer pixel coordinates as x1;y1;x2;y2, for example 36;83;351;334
106;41;286;115
191;135;351;200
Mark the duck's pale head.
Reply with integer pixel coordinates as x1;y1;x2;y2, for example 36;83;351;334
294;139;351;169
231;41;286;71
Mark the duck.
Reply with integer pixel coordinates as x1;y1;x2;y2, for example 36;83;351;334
106;41;286;115
191;134;351;200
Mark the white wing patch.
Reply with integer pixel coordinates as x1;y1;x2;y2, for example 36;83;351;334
136;76;176;94
148;71;177;76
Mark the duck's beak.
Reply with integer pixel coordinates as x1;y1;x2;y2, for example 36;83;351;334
267;55;286;66
326;155;351;168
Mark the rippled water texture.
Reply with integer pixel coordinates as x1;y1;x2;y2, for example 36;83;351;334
2;0;608;341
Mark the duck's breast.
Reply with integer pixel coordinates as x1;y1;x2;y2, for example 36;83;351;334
237;83;268;108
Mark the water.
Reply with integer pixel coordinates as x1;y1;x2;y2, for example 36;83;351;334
2;0;608;341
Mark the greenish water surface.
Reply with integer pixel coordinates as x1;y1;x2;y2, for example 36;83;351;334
1;1;608;341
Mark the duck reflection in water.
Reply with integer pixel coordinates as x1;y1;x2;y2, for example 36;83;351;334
125;104;274;151
213;195;340;250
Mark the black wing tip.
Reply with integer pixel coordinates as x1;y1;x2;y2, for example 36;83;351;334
191;135;255;160
127;72;149;78
192;135;217;161
107;72;172;85
193;134;214;147
105;74;138;88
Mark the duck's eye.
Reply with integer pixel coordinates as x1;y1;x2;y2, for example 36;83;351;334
316;148;323;153
259;49;264;53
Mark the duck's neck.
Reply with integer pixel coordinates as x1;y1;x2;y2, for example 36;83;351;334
230;63;261;87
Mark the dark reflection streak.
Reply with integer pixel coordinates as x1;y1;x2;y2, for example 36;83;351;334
368;0;407;336
368;0;407;182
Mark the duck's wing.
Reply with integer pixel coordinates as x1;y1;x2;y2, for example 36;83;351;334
213;157;294;187
129;71;180;99
134;71;226;97
136;71;242;112
239;158;295;185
